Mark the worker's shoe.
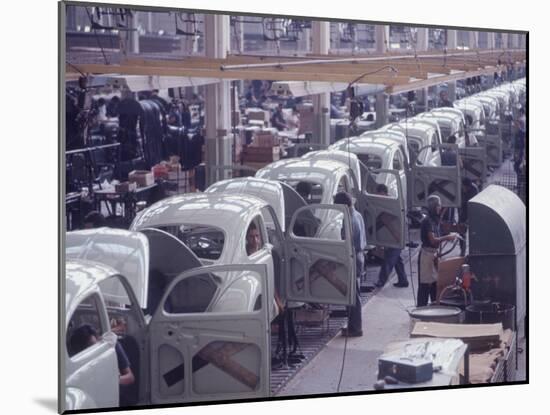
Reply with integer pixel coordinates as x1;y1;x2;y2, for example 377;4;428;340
393;282;409;288
375;280;386;288
341;327;363;337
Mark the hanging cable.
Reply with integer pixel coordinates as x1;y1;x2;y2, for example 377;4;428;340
404;98;418;305
336;334;349;393
66;61;87;79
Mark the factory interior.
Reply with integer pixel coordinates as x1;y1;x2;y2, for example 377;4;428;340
59;2;528;412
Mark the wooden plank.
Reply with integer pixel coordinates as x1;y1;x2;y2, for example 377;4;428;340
66;63;411;85
124;56;450;75
387;67;496;94
198;342;259;390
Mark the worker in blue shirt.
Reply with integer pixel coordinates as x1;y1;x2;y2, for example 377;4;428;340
334;191;366;337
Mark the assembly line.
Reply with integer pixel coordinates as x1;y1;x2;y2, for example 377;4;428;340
62;4;527;411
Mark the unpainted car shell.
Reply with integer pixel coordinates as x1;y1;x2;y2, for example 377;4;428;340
358;129;411;166
65;259;124;411
300;149;363;191
329;136;408;201
205;177;288;231
382;120;443;167
130;192;278;318
416;111;467;147
66;228;150;308
256;158;357;204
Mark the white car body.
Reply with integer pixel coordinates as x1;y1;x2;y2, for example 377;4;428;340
421;108;469;147
65;260;123;411
382;120;443;167
329;136;408;202
64;257;273;409
301;149;363;191
256;158;358;205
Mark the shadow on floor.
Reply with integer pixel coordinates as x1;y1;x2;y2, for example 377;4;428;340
34;398;57;413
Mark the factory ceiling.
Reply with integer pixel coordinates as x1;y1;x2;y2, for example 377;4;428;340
66;48;526;94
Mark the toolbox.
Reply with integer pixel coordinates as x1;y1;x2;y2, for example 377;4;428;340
378;356;433;383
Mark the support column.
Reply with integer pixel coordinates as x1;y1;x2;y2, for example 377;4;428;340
204;14;232;185
501;33;508;49
447;30;457;101
468;31;478;50
147;12;153;34
447;30;457;50
128;11;140;54
375;25;389;53
417;28;429;51
520;34;526;49
416;88;428;112
67;5;76;30
312;21;331;145
231;16;245;54
181;13;199;55
375;93;389;128
487;32;496;49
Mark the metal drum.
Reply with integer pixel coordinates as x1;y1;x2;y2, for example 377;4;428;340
465;303;516;331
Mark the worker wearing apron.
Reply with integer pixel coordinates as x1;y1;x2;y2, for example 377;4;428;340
418;195;459;306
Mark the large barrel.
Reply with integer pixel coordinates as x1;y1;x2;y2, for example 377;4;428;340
465;302;515;331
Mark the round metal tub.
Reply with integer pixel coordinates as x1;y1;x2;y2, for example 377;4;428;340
408;305;463;332
465;303;515;331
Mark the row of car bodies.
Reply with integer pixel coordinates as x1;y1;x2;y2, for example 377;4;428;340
63;78;526;411
64;187;359;409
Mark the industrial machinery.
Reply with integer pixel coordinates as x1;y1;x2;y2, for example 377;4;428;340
467;185;526;333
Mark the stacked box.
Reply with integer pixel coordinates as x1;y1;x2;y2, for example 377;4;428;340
298;104;315;135
129;170;154;187
242;146;280;163
246;108;270;122
165;169;196;196
115;181;137;193
252;133;280;147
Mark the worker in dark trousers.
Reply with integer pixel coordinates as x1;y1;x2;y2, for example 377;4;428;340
334;191;366;337
374;184;408;288
418;195;458;307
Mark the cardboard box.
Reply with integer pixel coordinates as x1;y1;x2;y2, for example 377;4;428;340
129;170;154;187
298;105;315;135
252;134;280;147
246;108;270;122
115;181;137;193
242;146;280;162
